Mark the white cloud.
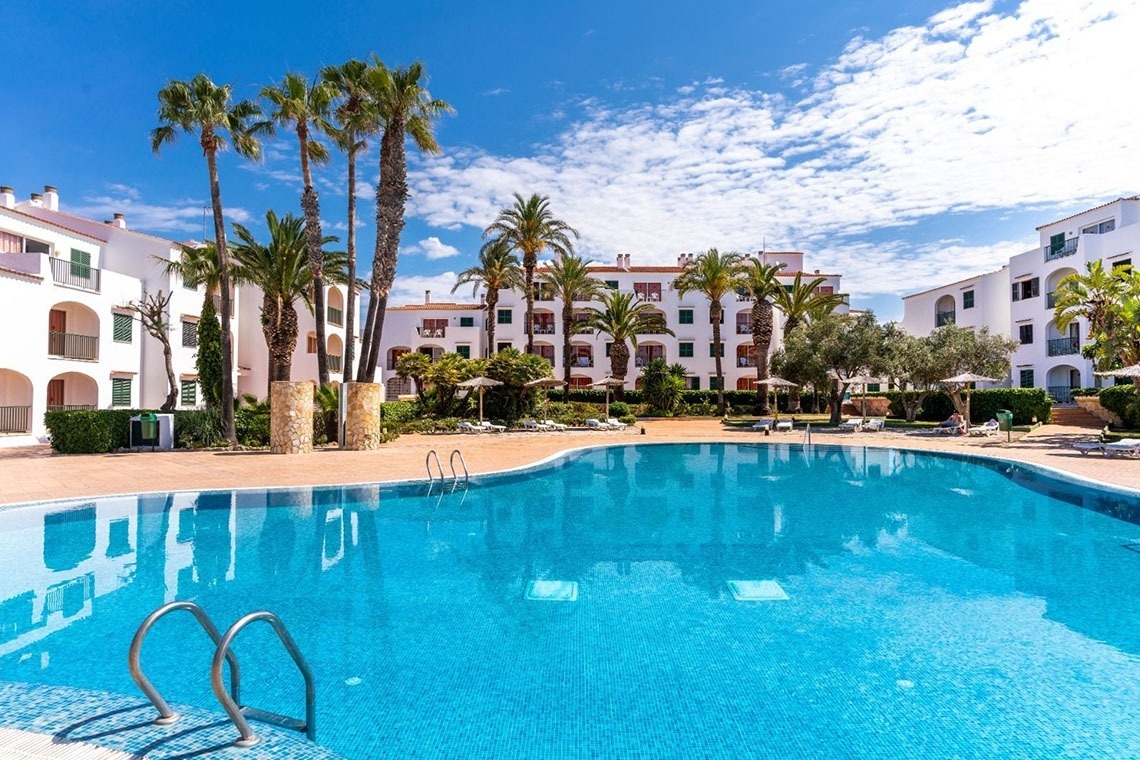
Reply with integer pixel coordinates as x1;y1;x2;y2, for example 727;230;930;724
483;88;510;96
387;271;465;306
407;0;1138;298
403;236;461;260
68;191;252;234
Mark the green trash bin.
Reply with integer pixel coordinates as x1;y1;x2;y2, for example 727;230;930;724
140;413;159;445
996;409;1013;441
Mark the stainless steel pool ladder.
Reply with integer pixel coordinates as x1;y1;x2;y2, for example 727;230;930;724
426;450;445;482
426;449;469;485
803;423;812;450
128;601;315;748
450;449;470;485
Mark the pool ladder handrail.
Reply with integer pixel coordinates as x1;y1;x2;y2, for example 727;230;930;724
128;600;242;726
803;423;812;450
426;449;469;485
210;610;316;747
425;450;445;482
449;449;469;485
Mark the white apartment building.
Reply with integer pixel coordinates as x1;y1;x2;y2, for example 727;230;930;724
902;195;1140;403
0;184;348;447
380;251;848;399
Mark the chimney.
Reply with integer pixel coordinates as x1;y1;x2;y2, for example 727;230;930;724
0;186;13;210
677;254;685;267
616;253;624;268
43;185;59;211
425;290;431;303
624;253;632;268
480;293;486;305
814;269;820;274
112;212;127;229
29;192;43;207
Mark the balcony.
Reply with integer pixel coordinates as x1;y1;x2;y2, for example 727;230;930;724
567;356;594;368
48;332;99;360
1046;291;1060;309
328;306;344;327
328;354;343;373
0;405;31;434
49;257;101;292
737;356;757;368
46;404;97;412
1047;337;1080;357
416;325;446;338
532;323;556;335
1044;237;1078;262
736;324;751;335
935;310;956;327
1047;385;1074;404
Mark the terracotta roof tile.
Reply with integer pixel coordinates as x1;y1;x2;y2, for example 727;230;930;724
389;302;485;311
0;207;107;243
1035;196;1140;231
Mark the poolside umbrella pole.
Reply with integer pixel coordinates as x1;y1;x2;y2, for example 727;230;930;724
524;377;567;420
458;376;503;424
762;375;799;421
842;374;877;419
941;372;999;432
590;376;626;419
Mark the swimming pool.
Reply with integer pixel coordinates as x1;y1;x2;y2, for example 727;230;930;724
3;442;1140;758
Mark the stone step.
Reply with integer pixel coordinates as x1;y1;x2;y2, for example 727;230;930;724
1050;407;1105;428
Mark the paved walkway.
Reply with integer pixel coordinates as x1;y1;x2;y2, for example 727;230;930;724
0;419;1129;506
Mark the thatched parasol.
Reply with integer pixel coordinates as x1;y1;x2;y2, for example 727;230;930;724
840;373;878;419
941;372;999;429
761;375;798;421
524;377;567;419
590;376;626;418
458;376;503;423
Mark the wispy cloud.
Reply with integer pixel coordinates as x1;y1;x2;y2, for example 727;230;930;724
69;190;252;234
483;87;510;96
402;236;461;260
407;0;1136;297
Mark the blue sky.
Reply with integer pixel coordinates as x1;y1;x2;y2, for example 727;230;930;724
4;0;1136;320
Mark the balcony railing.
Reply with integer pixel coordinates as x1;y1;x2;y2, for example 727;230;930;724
328;354;343;373
1047;385;1074;404
328;306;344;327
935;310;956;327
1044;237;1079;262
417;325;446;338
736;324;751;335
46;404;96;412
635;354;665;367
48;331;99;360
567;356;594;368
737;356;758;368
532;323;556;334
1046;291;1060;309
1047;337;1080;357
0;405;31;433
48;257;101;292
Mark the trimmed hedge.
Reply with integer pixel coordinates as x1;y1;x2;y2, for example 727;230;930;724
1100;385;1140;427
43;410;115;454
863;388;1050;425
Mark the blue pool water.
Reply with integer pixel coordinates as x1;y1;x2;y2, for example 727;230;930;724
3;443;1140;758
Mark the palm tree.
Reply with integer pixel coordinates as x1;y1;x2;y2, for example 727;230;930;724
1053;259;1124;375
229;211;345;388
540;254;604;399
773;271;846;412
261;72;338;386
159;242;225;303
484;193;579;355
151;73;267;445
322;59;377;382
741;259;786;413
357;59;453;382
451;238;523;356
586;290;673;400
672;249;745;415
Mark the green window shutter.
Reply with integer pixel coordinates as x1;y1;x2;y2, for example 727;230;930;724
963;290;974;309
605;280;619;290
1019;369;1034;388
867;383;880;392
678;309;693;324
112;313;132;343
70;249;92;278
1049;232;1066;254
497;309;512;324
709;377;720;391
690;377;700;390
497;342;511;353
679;342;694;358
456;345;470;359
182;320;198;348
180;380;197;406
111;378;131;407
460;316;474;327
709;342;723;357
605;343;612;357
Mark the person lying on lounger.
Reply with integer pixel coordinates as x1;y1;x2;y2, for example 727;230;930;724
936;412;963;429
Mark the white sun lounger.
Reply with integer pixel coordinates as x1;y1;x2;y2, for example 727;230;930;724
1105;438;1140;457
752;419;774;431
860;418;886;432
606;417;628;430
544;419;567;431
586;418;614;430
457;421;485;434
1072;441;1105;456
479;420;506;433
775;419;793;432
523;419;553;431
838;417;864;431
968;420;1000;436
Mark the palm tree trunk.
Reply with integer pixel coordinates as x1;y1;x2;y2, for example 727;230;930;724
363;114;407;382
204;143;236;445
752;300;773;413
485;291;498;358
562;300;573;400
343;144;358;381
524;252;535;354
711;299;725;415
611;340;629;401
356;294;378;382
298;128;329;387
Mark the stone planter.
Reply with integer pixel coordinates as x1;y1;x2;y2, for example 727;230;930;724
270;381;314;455
344;382;384;451
1074;395;1122;427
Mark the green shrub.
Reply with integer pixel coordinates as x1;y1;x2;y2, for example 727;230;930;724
44;410;114;454
608;401;631;418
381;401;419;424
1100;385;1140;427
234;407;270;447
618;414;638;425
968;388;1051;425
1071;387;1101;397
175;407;224;448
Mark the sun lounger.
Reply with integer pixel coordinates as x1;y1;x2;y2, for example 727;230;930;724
544;419;568;431
1072;441;1105;456
752;419;774;431
775;419;793;432
479;420;506;433
1105;438;1140;457
457;421;485;434
605;417;628;430
586;418;614;430
523;419;553;431
860;418;886;432
933;423;964;435
968;419;1000;437
838;417;864;431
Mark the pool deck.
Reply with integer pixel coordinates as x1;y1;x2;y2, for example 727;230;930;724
0;419;1131;507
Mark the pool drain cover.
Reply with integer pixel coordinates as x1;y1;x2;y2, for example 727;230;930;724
526;580;579;602
727;580;789;602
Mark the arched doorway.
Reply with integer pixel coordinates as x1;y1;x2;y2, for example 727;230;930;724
534;341;555;365
46;372;98;411
416;344;444;362
327;334;345;375
327;287;345;328
935;295;955;327
737;376;758;391
0;369;33;433
736;344;757;368
1047;364;1082;404
47;301;100;360
569;343;594;368
1045;320;1080;358
570;375;592;389
735;309;752;336
1045;266;1078;309
635;341;665;368
387;346;410;372
532;308;556;336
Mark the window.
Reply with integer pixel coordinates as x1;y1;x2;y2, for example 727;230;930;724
1018;324;1033;345
456;345;470;359
633;282;662;301
0;232;49;254
180;380;197;406
497;309;512;324
709;342;724;357
678;342;694;358
1013;278;1039;301
688;376;700;390
678;309;694;325
605;342;612;357
867;383;881;392
1113;259;1132;270
497;342;511;353
1048;232;1066;254
963;290;974;309
1081;219;1116;234
1019;369;1035;388
181;320;198;348
459;316;474;327
307;334;318;353
605;280;619;290
111;378;131;407
709;376;720;391
70;249;92;278
112;313;133;343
